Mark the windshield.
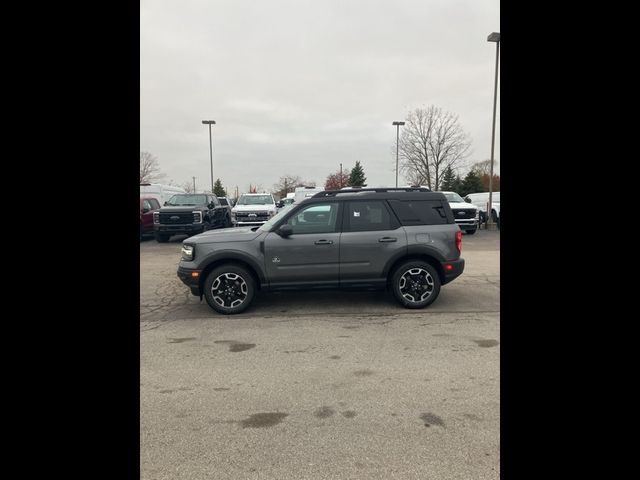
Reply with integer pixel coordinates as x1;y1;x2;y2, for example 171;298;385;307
219;198;228;206
441;192;465;203
167;194;207;206
257;205;294;232
237;195;274;205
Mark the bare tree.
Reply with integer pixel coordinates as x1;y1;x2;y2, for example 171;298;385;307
470;159;499;177
140;151;166;183
397;106;471;190
272;175;314;198
181;181;195;193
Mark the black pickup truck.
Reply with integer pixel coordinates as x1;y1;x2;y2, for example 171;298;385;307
153;194;230;242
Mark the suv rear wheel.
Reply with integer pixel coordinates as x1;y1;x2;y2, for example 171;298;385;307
390;261;441;309
203;264;256;314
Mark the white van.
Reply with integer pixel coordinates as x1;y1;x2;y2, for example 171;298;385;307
140;183;187;205
464;192;500;224
293;186;323;204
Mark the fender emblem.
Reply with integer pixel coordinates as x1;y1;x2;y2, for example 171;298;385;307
272;257;281;263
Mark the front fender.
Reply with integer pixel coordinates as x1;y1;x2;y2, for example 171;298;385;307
198;250;267;284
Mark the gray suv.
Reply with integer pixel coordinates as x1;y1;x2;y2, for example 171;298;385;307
177;188;465;314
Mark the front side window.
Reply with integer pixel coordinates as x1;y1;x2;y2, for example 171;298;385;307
149;199;160;210
286;203;339;234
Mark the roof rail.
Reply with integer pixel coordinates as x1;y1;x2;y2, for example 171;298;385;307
312;187;431;198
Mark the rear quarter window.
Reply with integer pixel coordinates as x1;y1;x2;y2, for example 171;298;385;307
388;200;452;225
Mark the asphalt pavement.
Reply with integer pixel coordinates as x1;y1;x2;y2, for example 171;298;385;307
140;229;500;479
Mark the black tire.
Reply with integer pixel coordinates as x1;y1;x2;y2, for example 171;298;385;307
465;228;477;235
225;214;232;228
155;233;170;243
203;264;256;315
390;261;441;309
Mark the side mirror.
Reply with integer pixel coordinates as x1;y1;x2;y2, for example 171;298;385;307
277;224;293;237
276;201;284;208
208;202;215;209
464;198;471;203
142;207;150;213
164;201;168;206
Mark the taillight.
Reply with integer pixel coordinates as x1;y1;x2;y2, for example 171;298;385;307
455;230;462;252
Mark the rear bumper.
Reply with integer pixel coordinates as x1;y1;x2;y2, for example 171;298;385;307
442;258;465;285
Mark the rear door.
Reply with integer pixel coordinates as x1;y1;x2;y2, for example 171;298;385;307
264;202;342;287
209;196;225;226
339;200;407;286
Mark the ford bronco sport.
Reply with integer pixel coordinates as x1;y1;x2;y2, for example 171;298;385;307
177;188;465;314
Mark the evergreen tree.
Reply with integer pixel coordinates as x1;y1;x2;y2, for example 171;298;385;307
347;161;367;187
451;175;463;194
213;178;226;197
460;170;483;197
440;166;456;191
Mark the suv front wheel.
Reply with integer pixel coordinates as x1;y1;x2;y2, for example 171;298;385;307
204;264;256;314
390;261;441;309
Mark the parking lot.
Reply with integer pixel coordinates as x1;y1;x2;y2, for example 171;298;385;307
140;229;500;479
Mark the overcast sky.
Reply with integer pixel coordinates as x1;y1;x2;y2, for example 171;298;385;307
141;0;499;195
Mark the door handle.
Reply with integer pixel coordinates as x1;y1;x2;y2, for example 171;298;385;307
314;239;334;245
378;237;397;243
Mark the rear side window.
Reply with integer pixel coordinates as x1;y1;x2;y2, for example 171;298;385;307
345;201;398;232
388;200;451;225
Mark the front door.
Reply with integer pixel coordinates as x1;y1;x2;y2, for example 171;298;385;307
264;202;341;288
141;199;156;233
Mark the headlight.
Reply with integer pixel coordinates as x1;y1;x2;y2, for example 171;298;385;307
153;212;160;224
269;210;276;217
181;244;194;261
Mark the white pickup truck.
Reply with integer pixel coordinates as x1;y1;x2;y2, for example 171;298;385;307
437;191;480;235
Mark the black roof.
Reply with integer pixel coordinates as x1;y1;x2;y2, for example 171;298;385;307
309;187;446;202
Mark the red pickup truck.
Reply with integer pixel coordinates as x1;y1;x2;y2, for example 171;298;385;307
140;197;161;240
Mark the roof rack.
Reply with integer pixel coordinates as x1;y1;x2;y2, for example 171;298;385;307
312;187;431;198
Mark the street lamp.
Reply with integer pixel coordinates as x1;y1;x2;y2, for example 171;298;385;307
202;120;216;194
486;32;500;229
392;121;405;187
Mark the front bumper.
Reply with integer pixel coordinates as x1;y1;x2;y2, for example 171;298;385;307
442;258;465;285
177;266;202;296
234;221;267;226
155;224;205;235
454;219;478;228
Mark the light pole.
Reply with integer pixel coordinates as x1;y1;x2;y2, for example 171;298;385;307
486;32;500;229
340;163;343;188
392;121;405;187
192;176;196;193
202;120;216;194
